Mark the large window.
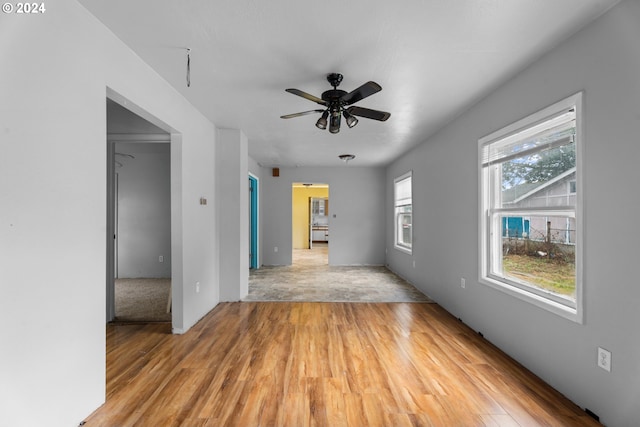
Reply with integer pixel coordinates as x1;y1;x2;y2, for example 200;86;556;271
479;93;583;322
394;171;412;253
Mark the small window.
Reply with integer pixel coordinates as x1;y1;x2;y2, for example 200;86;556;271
479;93;583;322
394;171;412;253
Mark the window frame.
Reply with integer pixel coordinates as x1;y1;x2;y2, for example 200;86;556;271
478;92;584;323
394;171;413;254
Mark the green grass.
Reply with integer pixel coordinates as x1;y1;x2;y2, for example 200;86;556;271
502;254;575;296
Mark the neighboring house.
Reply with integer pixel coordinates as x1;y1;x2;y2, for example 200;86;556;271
502;167;576;244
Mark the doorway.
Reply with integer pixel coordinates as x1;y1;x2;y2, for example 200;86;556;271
249;174;259;269
292;183;329;266
106;97;172;323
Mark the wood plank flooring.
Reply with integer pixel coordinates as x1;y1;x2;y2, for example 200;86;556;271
85;302;600;426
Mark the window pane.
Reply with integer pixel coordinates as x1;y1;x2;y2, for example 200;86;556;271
394;172;412;251
397;208;412;248
500;143;576;209
496;214;576;300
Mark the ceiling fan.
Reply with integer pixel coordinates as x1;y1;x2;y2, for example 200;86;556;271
280;73;391;134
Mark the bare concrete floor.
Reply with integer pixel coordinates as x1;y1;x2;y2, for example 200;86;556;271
246;243;432;303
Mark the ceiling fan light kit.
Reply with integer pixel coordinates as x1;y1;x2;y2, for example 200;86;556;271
315;110;329;129
343;110;358;128
281;73;390;134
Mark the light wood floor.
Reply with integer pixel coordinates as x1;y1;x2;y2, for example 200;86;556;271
85;302;600;426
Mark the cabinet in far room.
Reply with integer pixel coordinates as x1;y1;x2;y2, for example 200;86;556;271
311;198;328;216
310;197;329;242
312;229;328;242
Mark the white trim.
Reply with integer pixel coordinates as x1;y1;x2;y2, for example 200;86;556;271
478;92;584;324
249;172;260;269
107;133;171;142
395;246;413;255
106;87;181;331
480;276;579;321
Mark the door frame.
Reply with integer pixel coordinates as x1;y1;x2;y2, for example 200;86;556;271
106;141;116;321
249;173;259;269
309;196;313;250
106;89;179;325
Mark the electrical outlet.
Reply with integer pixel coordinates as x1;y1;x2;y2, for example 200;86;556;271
159;255;164;263
196;282;200;293
597;347;611;372
461;278;466;288
274;246;278;253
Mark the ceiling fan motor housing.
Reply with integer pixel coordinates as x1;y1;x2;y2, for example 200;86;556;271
322;89;348;106
323;73;347;111
326;73;343;88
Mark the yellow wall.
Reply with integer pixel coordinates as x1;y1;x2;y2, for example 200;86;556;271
292;186;329;249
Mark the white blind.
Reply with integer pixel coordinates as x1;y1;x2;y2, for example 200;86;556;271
395;175;412;206
482;110;576;167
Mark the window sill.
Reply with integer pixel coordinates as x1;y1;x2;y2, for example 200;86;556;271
479;275;583;324
394;245;412;255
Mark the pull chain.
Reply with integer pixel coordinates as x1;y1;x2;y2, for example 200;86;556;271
186;48;191;87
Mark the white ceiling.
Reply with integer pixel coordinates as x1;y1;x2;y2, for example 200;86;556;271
80;0;619;167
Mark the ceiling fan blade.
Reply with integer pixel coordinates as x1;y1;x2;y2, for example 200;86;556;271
340;81;382;105
347;106;391;121
280;109;325;119
285;88;327;106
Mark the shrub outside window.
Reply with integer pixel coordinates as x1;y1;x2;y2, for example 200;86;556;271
479;93;583;322
394;172;412;253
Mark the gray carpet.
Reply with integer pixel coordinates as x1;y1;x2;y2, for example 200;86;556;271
114;278;171;322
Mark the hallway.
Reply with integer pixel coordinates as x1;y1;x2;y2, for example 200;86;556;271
245;243;431;303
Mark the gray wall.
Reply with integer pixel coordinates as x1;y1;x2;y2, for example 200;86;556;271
115;142;171;278
217;129;249;301
261;166;386;266
0;1;220;425
386;1;639;425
